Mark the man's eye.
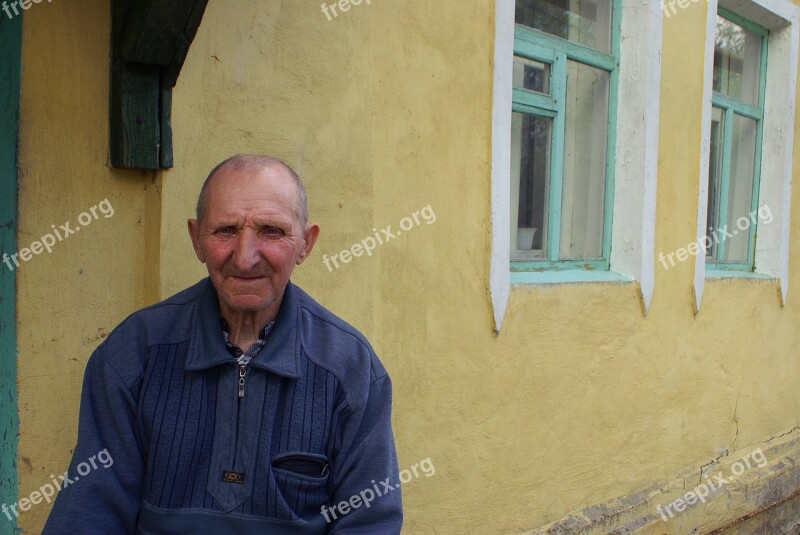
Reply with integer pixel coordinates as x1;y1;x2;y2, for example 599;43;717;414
216;227;236;236
262;227;284;237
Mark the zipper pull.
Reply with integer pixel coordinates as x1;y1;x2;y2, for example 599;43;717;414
320;462;328;476
238;363;247;398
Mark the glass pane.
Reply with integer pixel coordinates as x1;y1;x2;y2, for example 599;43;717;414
713;16;762;106
722;114;757;262
560;61;608;259
706;107;725;259
511;112;552;260
513;56;551;94
515;0;612;53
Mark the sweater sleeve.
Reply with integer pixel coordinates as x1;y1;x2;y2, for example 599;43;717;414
326;373;403;534
42;345;145;535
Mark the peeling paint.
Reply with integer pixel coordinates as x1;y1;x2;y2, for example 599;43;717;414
525;431;800;534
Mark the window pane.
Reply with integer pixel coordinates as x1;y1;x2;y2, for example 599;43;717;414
713;16;762;106
515;0;612;54
706;107;725;259
560;61;608;259
513;56;551;94
723;114;757;262
511;112;552;260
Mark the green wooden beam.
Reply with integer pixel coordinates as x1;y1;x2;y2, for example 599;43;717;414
120;0;210;88
716;106;734;262
601;1;623;267
548;51;567;261
0;12;21;535
109;0;208;170
514;24;616;72
511;89;557;114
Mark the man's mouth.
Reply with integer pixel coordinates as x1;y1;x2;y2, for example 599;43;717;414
230;275;266;281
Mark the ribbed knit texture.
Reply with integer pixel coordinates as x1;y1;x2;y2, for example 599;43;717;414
137;342;346;521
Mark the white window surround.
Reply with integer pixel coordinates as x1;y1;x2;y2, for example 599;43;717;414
490;0;664;332
694;0;800;312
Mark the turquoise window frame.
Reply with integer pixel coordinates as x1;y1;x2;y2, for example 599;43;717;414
511;0;622;273
707;8;768;272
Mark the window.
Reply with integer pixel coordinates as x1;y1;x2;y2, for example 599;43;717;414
705;9;767;270
492;0;663;326
511;0;619;270
693;0;800;308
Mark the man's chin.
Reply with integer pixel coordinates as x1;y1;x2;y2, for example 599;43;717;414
211;278;285;314
222;294;274;313
224;296;275;312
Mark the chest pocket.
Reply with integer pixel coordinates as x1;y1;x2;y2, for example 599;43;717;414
271;452;330;518
272;452;329;477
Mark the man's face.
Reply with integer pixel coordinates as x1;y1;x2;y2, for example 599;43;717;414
188;164;319;316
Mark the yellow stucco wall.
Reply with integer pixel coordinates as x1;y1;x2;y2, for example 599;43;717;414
15;2;161;531
14;0;800;533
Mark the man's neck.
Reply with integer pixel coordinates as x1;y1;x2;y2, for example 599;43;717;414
220;305;278;351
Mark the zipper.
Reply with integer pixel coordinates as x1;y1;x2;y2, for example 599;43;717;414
272;455;329;476
231;359;247;469
238;361;247;398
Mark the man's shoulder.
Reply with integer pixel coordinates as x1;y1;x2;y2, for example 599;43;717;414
141;278;208;310
96;279;207;367
292;285;390;411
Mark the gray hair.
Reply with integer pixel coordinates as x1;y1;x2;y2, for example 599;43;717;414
195;154;308;226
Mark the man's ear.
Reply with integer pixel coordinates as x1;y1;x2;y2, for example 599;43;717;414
297;224;320;265
188;219;206;263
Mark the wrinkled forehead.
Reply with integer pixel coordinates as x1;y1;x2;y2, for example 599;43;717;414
206;164;302;221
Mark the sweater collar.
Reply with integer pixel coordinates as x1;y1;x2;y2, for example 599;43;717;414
185;278;301;378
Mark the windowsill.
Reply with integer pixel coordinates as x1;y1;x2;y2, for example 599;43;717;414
511;270;634;285
705;269;775;280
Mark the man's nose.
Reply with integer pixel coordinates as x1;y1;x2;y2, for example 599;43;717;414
232;229;261;271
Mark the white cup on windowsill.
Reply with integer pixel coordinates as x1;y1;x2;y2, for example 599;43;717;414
517;227;538;250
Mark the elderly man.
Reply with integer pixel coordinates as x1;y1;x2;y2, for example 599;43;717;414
42;155;402;534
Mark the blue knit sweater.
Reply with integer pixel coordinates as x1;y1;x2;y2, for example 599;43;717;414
42;279;402;534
